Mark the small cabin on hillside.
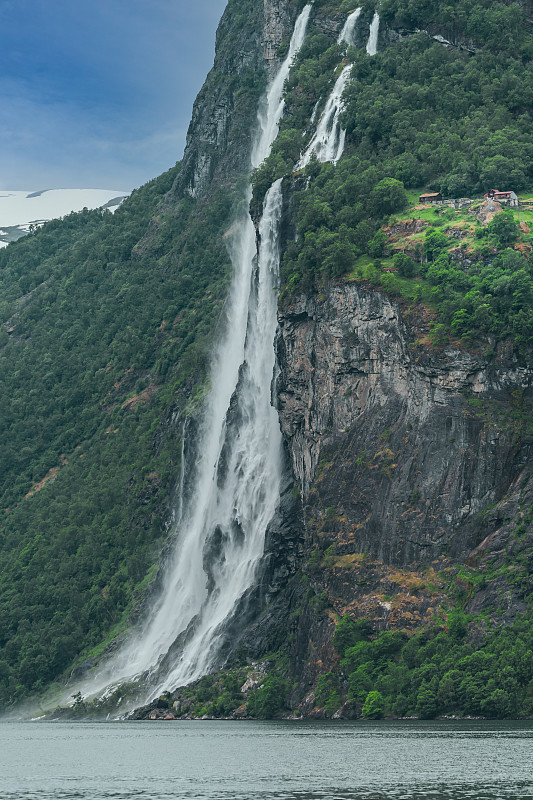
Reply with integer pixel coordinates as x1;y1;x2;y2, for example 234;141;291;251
419;192;442;203
484;189;519;207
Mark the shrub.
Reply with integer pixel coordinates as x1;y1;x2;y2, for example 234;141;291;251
362;690;384;719
333;616;371;657
393;252;416;277
315;671;342;717
247;674;287;719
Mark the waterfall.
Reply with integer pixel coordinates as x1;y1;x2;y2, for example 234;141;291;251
366;11;380;56
297;64;352;168
297;9;360;169
298;7;381;169
338;7;362;47
148;177;285;696
252;6;313;168
78;5;312;706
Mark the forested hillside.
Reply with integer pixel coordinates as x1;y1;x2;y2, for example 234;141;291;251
0;167;237;705
1;0;533;715
258;0;533;354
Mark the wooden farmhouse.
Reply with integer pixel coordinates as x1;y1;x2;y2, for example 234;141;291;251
484;189;519;207
419;192;442;203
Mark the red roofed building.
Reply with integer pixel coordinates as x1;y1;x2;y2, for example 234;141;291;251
484;190;519;207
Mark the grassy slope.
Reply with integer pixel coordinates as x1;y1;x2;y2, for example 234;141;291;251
351;192;533;312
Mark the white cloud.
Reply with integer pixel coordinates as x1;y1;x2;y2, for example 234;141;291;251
0;0;227;189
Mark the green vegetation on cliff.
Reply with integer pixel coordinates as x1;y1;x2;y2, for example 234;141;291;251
0;167;235;706
328;613;533;719
253;0;533;352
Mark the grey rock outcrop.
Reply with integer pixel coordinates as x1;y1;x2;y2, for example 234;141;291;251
277;283;533;566
169;0;296;201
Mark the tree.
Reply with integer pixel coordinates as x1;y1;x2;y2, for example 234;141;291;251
438;669;461;710
369;178;408;217
487;212;518;247
416;684;438;719
481;689;512;718
424;229;449;262
448;612;468;640
392;694;409;717
348;664;374;703
333;616;371;657
247;674;287;719
362;690;384;719
429;322;449;346
393;252;416;277
315;672;342;717
480;155;526;191
367;230;388;258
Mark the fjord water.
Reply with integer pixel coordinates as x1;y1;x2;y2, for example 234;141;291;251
1;720;532;799
81;6;312;703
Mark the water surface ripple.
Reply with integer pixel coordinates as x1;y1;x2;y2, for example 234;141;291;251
0;720;532;800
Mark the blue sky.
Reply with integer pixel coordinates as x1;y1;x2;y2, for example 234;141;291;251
0;0;227;190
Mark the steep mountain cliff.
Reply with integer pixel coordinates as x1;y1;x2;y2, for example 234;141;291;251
277;282;533;710
1;0;532;717
0;0;299;709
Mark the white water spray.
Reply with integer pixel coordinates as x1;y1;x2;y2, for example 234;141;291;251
366;11;380;56
298;7;381;169
252;6;312;168
149;177;286;695
297;63;352;168
338;7;362;46
78;5;312;706
297;9;361;169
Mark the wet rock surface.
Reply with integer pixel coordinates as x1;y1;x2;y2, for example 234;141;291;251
277;283;533;565
275;283;533;699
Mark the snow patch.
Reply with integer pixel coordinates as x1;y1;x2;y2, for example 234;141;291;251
0;188;130;246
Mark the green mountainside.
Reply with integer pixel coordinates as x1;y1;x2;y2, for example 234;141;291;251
258;0;533;351
0;169;236;704
1;0;533;715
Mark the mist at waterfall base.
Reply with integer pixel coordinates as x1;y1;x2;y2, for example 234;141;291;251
72;5;312;708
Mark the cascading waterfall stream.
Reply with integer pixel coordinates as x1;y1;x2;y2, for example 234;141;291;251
298;8;380;168
77;5;312;706
338;6;363;47
297;8;361;169
147;177;286;696
366;11;380;56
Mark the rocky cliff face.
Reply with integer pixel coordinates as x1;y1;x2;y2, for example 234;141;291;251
275;282;533;699
278;283;532;565
168;0;297;201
